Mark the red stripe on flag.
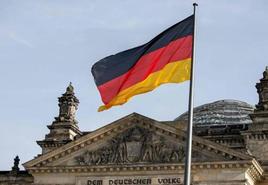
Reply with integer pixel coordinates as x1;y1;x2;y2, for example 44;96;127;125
98;35;192;104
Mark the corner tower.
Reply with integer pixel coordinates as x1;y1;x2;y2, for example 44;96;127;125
37;83;82;154
243;67;268;161
249;67;268;128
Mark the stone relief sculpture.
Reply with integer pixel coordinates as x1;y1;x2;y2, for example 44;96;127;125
75;126;185;165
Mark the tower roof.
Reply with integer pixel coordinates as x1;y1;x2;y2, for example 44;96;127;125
37;83;82;154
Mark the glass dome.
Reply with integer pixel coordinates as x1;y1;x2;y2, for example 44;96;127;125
175;99;254;127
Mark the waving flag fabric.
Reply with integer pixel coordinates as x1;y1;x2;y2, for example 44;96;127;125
92;15;194;111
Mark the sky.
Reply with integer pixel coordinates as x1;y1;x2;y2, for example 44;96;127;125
0;0;268;170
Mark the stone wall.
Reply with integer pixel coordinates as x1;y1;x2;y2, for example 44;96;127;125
0;171;33;185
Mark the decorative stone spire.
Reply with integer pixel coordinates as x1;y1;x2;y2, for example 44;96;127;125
256;67;268;111
37;83;82;154
56;82;79;123
11;156;20;174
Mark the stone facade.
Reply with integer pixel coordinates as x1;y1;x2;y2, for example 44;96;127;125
2;68;268;185
0;156;33;185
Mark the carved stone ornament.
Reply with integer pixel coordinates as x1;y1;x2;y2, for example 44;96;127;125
75;127;185;165
57;82;79;123
256;67;268;111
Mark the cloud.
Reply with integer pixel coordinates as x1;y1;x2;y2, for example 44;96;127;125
8;32;34;48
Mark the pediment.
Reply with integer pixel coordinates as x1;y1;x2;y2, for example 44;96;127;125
23;113;252;169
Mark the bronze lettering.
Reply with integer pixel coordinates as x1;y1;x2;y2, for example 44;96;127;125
87;180;102;185
158;178;181;184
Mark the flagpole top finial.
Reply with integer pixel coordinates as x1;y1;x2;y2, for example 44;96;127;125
193;3;198;6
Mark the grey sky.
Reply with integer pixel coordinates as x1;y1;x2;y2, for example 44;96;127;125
0;0;268;170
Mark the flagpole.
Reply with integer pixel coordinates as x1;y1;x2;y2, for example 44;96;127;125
183;3;198;185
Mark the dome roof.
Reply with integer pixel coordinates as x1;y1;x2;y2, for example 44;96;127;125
175;99;254;126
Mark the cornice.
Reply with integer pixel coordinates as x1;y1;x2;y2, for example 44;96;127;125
242;131;268;140
246;160;263;183
26;160;260;175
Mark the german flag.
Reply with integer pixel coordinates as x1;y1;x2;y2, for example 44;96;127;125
92;15;194;111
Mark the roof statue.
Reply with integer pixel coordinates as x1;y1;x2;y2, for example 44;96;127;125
66;82;74;94
11;156;20;174
256;66;268;111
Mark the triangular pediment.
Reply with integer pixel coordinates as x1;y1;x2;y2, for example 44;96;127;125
23;113;252;169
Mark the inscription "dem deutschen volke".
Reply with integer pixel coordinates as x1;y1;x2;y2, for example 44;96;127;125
87;177;181;185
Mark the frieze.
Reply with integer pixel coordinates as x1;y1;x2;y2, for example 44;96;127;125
75;127;185;165
77;175;183;185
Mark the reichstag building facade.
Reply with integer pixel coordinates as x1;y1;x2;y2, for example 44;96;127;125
1;68;268;185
